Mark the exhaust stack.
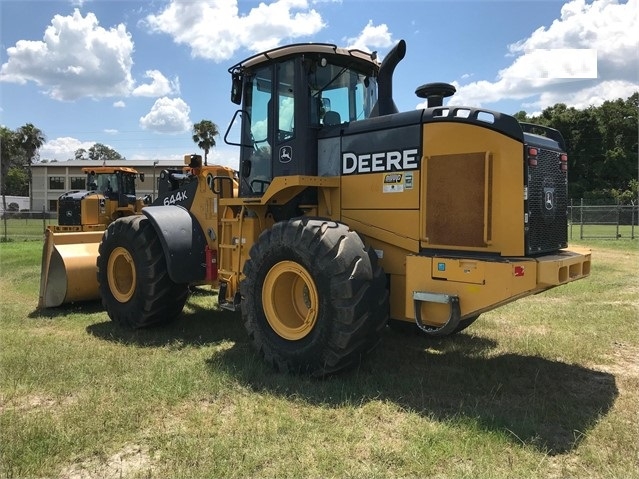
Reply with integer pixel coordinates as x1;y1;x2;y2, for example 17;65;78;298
370;39;406;117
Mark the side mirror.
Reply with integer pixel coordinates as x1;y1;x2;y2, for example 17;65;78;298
231;74;242;105
139;173;145;182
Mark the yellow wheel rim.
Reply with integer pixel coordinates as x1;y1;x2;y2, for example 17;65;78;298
262;261;319;341
107;246;136;303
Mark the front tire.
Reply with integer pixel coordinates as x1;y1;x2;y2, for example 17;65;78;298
97;215;188;328
241;218;388;376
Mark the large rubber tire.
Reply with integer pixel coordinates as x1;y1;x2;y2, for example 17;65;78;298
241;218;389;376
96;215;189;328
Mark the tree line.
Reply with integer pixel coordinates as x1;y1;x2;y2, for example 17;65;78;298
1;123;46;211
514;93;638;204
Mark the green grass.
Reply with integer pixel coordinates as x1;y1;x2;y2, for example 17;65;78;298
569;223;638;241
1;239;637;478
0;218;56;242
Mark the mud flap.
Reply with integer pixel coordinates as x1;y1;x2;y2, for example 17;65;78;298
142;206;207;284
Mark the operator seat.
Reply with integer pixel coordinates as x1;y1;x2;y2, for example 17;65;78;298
323;110;341;126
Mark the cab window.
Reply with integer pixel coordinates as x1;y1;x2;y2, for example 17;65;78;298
308;62;377;126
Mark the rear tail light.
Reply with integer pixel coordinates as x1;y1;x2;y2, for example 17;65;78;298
527;147;538;167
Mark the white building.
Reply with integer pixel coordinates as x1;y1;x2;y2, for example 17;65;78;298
30;160;188;212
0;195;30;212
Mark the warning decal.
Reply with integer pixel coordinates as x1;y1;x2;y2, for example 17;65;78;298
383;173;404;193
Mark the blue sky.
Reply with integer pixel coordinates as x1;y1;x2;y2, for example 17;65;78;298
1;0;637;167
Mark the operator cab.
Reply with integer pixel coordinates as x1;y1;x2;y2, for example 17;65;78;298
226;44;380;197
85;168;138;204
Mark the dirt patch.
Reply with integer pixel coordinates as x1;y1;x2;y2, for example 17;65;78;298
0;393;77;413
593;343;639;380
59;443;156;479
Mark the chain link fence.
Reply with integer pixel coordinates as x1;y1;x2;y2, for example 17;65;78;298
2;202;637;242
568;199;637;240
0;210;57;242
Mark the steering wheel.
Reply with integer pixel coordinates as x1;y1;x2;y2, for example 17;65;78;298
278;130;293;142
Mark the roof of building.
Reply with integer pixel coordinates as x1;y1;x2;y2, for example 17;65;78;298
31;160;186;168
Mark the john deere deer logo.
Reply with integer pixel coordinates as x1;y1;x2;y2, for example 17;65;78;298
544;188;554;210
279;146;292;163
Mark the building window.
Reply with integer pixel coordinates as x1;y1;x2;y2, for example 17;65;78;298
49;200;57;212
49;176;65;190
70;176;85;190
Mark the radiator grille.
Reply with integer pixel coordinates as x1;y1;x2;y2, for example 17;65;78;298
525;147;568;254
57;198;82;225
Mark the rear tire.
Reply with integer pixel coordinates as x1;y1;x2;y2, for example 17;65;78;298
241;218;388;376
97;215;188;328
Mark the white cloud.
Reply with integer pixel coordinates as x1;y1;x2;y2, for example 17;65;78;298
505;48;598;79
104;129;118;134
132;70;180;97
39;136;94;161
0;9;135;101
113;100;126;108
344;20;393;52
139;97;191;133
425;0;639;112
0;9;176;102
145;0;325;62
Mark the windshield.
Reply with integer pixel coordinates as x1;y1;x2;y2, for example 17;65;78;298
93;173;118;194
88;172;135;195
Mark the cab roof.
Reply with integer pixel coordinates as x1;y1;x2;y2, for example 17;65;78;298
229;43;380;75
82;166;139;175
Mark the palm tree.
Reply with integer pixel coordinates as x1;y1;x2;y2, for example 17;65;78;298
1;127;18;237
16;123;46;210
192;120;219;166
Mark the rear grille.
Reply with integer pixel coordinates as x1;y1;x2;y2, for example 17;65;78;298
525;146;568;254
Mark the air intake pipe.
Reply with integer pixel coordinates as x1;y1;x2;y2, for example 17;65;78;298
415;82;456;107
370;39;406;117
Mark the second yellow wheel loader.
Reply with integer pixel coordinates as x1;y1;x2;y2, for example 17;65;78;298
70;39;590;376
39;166;148;308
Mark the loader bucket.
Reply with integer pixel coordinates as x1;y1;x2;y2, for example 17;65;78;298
38;229;104;308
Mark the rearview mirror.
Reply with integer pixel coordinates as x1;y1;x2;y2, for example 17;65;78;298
231;74;242;105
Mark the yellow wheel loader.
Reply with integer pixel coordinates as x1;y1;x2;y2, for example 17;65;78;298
39;166;149;308
65;39;591;376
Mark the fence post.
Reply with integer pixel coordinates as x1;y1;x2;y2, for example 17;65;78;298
615;200;620;240
580;198;584;240
632;200;636;240
569;198;573;240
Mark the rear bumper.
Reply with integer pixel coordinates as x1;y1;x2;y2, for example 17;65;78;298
403;247;591;325
535;247;591;289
